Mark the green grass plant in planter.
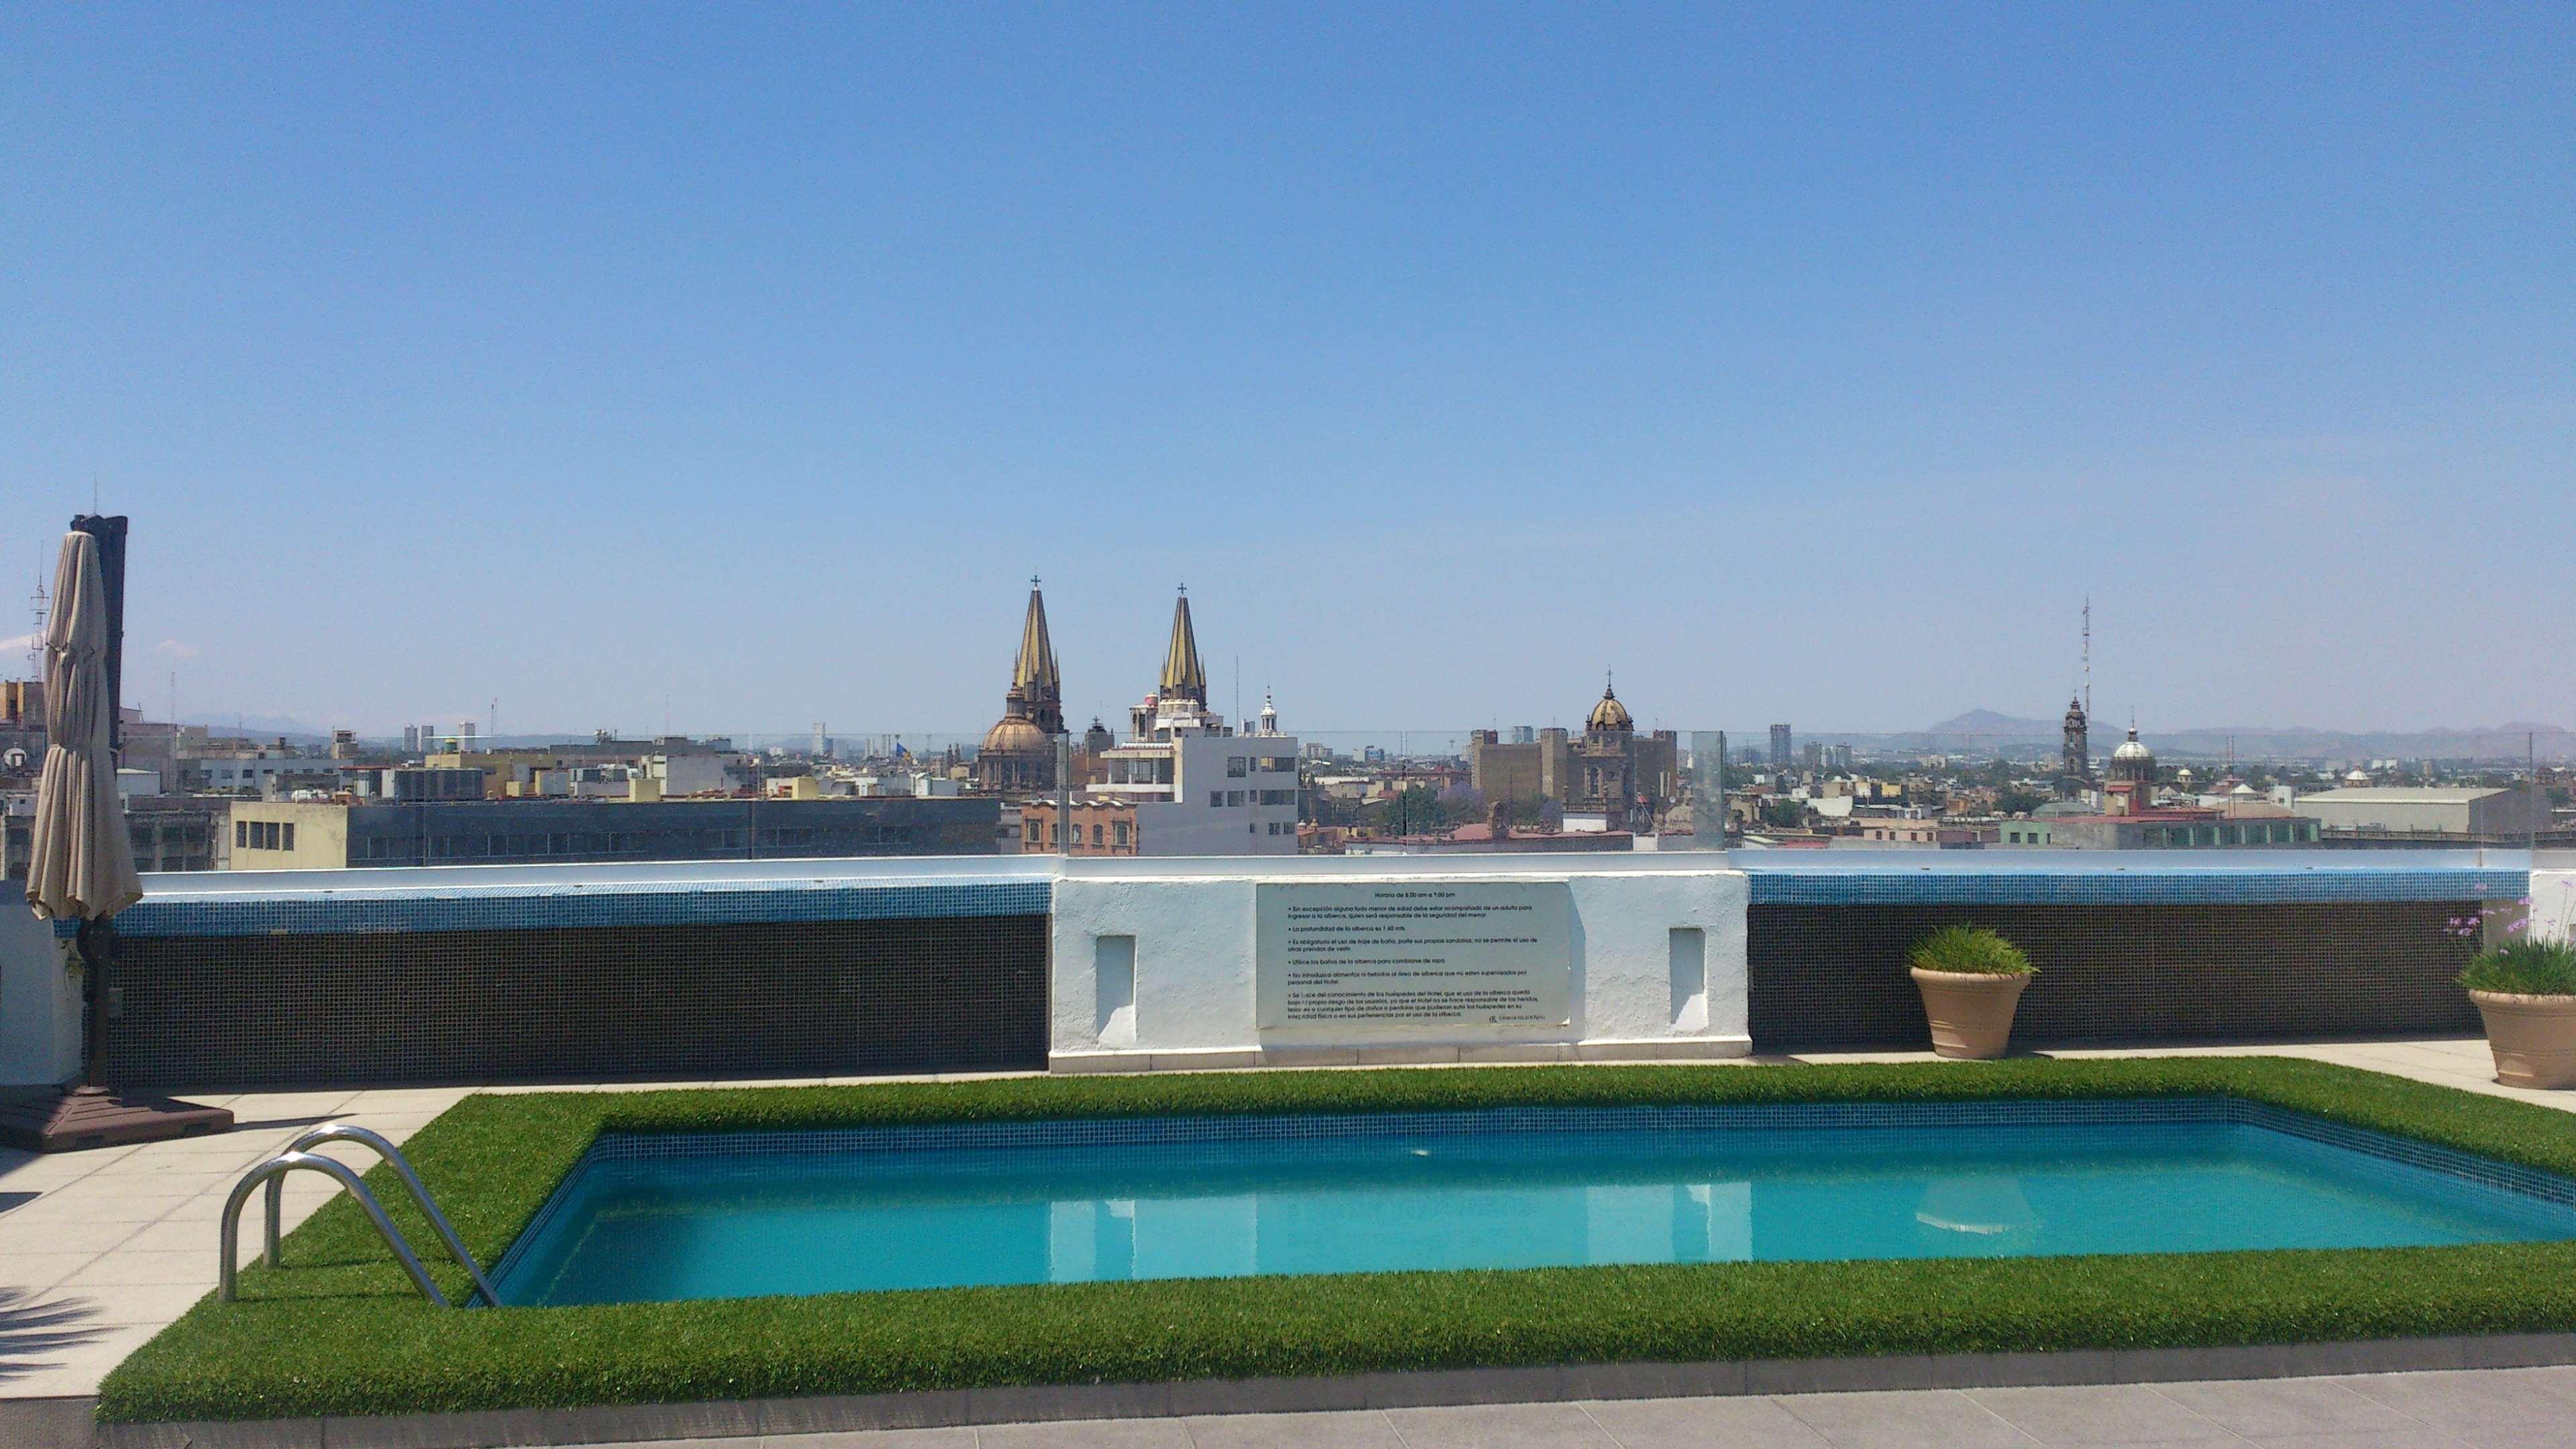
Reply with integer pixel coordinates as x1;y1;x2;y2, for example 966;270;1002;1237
2461;936;2576;1089
1908;926;2037;1059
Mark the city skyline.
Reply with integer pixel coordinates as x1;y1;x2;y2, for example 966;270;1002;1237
5;7;2571;734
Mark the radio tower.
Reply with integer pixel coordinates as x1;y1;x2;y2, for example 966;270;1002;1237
25;572;47;678
2082;596;2092;719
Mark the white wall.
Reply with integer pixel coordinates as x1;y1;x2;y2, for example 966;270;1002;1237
1134;735;1298;857
1049;854;1750;1071
0;908;80;1087
2534;858;2576;946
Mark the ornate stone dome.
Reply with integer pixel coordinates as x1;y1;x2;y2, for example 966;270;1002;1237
2108;727;2156;784
979;714;1049;757
1587;679;1632;733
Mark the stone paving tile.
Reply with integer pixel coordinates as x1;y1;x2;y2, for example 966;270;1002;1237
752;1423;983;1433
557;1438;759;1449
1580;1394;1836;1446
1181;1409;1409;1449
0;1214;144;1255
58;1248;218;1289
0;1319;164;1400
0;1252;92;1292
2147;1378;2433;1438
0;1150;132;1191
979;1417;1195;1448
1965;1384;2234;1445
1770;1388;2037;1448
30;1280;213;1326
1383;1401;1621;1448
2232;1430;2473;1449
115;1216;229;1254
2330;1368;2576;1440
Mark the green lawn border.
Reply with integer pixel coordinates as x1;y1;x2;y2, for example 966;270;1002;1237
97;1057;2576;1424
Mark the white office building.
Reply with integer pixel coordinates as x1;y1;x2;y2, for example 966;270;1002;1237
1089;592;1299;856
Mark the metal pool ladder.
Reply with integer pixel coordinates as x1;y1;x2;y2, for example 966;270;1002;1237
218;1123;497;1307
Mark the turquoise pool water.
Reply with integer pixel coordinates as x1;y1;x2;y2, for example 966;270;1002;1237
491;1105;2576;1306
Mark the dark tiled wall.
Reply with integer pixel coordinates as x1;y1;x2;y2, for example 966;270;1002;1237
100;914;1049;1087
1748;902;2485;1051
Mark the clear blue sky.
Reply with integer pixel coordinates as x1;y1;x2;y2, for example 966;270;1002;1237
4;5;2569;739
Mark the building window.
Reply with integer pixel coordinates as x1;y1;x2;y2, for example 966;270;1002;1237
1258;790;1293;806
1114;821;1129;846
1227;757;1248;778
1091;823;1104;846
1226;790;1245;806
1209;792;1224;808
234;820;247;848
280;822;294;852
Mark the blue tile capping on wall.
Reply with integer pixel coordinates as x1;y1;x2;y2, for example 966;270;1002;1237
90;873;1051;939
1737;851;2530;908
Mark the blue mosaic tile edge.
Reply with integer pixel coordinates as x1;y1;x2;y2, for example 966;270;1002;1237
95;876;1051;938
1744;868;2530;907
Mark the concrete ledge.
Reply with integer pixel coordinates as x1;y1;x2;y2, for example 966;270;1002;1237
93;1333;2576;1448
1049;1037;1752;1074
0;1396;105;1449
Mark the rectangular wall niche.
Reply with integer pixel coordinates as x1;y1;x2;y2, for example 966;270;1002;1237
1095;934;1138;1046
1669;926;1709;1031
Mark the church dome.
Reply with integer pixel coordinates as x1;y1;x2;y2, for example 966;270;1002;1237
1587;679;1632;732
2108;727;2156;783
979;714;1049;757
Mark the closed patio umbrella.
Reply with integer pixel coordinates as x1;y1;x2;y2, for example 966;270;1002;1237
1;523;230;1151
25;529;143;927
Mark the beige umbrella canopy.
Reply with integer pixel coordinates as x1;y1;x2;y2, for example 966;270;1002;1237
25;529;142;923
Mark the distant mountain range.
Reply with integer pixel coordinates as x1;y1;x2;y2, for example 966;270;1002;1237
174;714;333;741
1815;711;2576;763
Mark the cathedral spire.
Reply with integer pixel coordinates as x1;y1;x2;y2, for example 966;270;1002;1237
1012;576;1059;694
1159;586;1207;706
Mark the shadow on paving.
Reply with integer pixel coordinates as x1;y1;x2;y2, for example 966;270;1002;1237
0;1287;110;1384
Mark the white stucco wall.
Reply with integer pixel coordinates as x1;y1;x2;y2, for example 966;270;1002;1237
2533;860;2576;946
1049;854;1751;1071
0;907;80;1087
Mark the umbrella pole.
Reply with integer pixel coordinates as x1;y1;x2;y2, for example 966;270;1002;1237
73;918;112;1093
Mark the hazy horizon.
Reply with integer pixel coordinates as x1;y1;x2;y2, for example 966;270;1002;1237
6;7;2569;737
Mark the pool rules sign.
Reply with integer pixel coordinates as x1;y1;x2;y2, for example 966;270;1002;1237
1255;881;1574;1038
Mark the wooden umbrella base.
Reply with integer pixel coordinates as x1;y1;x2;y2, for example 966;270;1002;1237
0;1085;234;1152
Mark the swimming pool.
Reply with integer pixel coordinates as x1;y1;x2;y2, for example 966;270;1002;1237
490;1098;2576;1307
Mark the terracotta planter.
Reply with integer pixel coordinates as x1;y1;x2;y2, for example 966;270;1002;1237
1910;968;2033;1060
2469;990;2576;1089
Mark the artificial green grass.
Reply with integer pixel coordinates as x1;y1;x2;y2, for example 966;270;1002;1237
98;1057;2576;1424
